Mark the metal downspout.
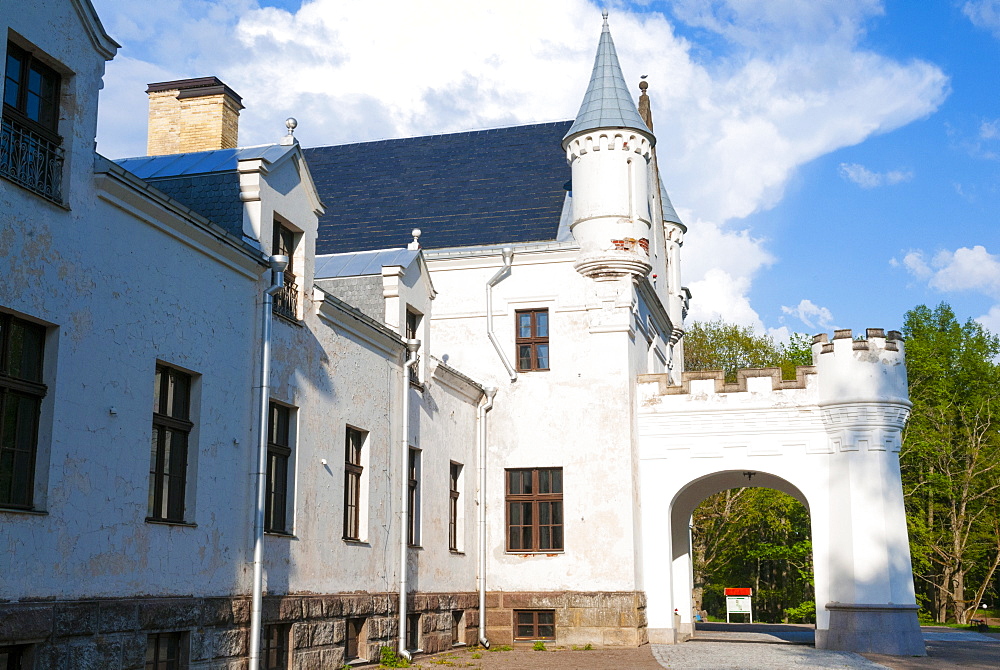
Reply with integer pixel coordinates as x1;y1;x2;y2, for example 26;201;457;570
486;247;517;383
248;255;288;670
477;387;497;648
398;339;421;660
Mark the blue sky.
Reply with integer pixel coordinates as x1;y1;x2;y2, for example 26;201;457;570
89;0;1000;339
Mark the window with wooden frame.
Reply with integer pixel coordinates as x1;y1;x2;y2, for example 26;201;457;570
449;462;462;552
149;365;193;523
145;631;187;670
505;468;563;552
514;610;555;641
261;623;290;670
0;313;46;510
2;41;64;202
265;402;292;533
271;220;299;321
343;426;365;541
515;309;549;371
345;618;366;661
407;448;421;546
0;643;31;670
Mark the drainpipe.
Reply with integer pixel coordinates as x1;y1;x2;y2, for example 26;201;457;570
398;338;421;660
477;386;497;648
248;255;288;670
486;248;517;383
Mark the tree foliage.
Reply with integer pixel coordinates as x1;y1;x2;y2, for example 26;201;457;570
683;319;812;382
900;303;1000;624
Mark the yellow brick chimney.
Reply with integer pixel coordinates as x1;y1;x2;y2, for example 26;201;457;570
145;77;244;155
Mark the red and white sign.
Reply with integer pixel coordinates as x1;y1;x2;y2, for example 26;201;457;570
724;588;752;596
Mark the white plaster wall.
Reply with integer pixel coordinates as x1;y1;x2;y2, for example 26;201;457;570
426;248;651;594
2;165;267;599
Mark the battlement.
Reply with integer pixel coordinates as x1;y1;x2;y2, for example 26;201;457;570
564;131;653;162
813;328;904;354
638;365;817;396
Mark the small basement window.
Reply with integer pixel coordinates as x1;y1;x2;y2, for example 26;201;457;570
513;610;555;641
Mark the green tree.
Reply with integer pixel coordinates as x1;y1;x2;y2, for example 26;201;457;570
901;303;1000;624
683;320;813;382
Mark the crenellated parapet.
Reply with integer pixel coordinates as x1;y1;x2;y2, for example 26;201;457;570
812;328;909;407
564;131;653;162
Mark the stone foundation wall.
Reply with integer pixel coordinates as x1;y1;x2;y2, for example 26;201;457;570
0;591;478;669
484;591;647;647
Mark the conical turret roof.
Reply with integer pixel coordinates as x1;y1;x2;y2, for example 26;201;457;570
563;13;651;142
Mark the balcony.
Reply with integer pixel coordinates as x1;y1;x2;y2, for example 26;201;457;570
273;273;299;321
1;115;64;204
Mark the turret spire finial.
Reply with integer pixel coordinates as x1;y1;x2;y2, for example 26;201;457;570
603;9;609;23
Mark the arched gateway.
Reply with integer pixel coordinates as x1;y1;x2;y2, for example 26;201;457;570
637;329;926;656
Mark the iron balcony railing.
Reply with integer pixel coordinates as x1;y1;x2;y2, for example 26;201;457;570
0;114;64;204
273;273;299;321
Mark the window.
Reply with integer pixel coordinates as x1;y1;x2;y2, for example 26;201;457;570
506;468;563;552
145;632;186;670
405;308;421;384
345;618;366;661
272;220;298;320
0;644;31;669
451;610;464;646
407;448;420;546
262;623;290;670
406;613;421;651
514;610;555;641
343;426;365;541
449;462;462;551
2;41;64;202
149;365;193;522
515;309;549;371
0;313;46;510
265;402;292;533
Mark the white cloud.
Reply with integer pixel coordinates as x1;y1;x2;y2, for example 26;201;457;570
899;251;933;279
963;1;1000;38
977;305;1000;336
925;246;1000;296
89;0;950;330
839;162;913;188
781;299;835;329
687;268;766;330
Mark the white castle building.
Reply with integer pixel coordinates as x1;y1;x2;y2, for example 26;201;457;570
0;1;924;667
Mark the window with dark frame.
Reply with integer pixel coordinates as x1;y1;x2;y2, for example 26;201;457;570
449;462;461;551
452;610;464;646
505;468;563;552
407;448;420;546
265;402;292;533
0;313;46;510
345;618;365;661
0;643;30;670
405;308;421;384
515;309;549;371
149;365;193;523
261;623;290;670
145;632;186;670
2;41;64;202
343;426;365;541
514;610;555;641
406;613;421;651
271;220;298;321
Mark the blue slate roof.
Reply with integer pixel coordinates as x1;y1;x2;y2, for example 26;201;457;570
303;121;574;254
114;145;298;238
315;249;420;279
564;16;650;142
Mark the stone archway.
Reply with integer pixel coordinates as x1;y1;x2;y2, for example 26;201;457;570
636;330;926;656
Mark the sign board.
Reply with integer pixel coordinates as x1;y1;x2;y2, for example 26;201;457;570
725;594;753;623
725;587;752;596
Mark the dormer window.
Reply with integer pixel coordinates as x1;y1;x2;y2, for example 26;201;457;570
2;41;64;203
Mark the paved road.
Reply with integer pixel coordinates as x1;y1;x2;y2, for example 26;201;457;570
650;623;1000;670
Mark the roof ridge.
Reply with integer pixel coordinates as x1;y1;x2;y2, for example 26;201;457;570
303;120;574;152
